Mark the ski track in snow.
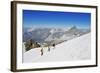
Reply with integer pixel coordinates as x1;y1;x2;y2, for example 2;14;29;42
23;33;91;63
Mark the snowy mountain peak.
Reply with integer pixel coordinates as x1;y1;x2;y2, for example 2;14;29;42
69;26;78;31
27;27;35;32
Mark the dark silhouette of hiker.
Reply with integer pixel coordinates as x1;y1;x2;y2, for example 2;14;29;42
30;39;33;46
40;48;43;56
48;46;50;52
52;44;55;49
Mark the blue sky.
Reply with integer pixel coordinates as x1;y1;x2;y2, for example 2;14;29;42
23;10;91;29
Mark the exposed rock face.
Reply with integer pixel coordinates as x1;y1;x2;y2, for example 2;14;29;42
25;39;41;51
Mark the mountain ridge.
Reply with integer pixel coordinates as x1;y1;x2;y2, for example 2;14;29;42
23;26;90;46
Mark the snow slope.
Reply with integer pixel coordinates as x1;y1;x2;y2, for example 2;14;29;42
23;33;91;63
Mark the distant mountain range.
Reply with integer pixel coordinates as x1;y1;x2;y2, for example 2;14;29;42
23;26;90;45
